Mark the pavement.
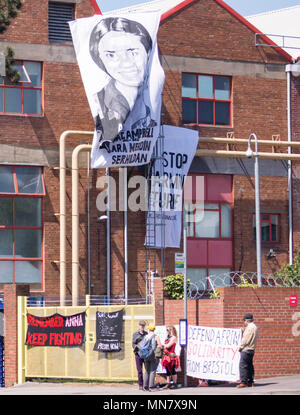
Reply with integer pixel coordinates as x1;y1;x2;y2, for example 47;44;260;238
0;374;300;395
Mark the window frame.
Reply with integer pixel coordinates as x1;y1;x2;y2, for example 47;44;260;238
0;60;43;116
184;201;233;241
182;73;232;127
0;166;45;288
253;213;280;243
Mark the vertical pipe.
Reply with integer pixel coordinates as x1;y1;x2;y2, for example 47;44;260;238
59;132;67;306
123;167;128;305
72;144;92;306
254;135;262;287
106;167;111;304
87;152;91;295
287;70;293;264
183;227;187;388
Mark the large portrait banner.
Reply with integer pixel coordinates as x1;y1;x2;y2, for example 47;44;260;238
69;11;165;168
25;312;86;347
187;325;242;382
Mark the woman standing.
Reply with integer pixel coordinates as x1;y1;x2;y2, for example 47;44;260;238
161;326;180;389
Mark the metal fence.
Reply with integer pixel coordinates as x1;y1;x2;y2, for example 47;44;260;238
187;271;300;299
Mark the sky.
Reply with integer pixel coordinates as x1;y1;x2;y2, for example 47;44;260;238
95;0;300;16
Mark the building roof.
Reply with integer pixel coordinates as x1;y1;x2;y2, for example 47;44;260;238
247;6;300;61
90;0;293;62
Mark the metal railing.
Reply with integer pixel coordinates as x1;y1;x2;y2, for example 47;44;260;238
187;271;300;299
26;295;148;307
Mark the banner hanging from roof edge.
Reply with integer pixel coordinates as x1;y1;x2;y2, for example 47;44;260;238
69;11;165;168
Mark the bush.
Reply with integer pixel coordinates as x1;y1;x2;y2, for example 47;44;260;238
274;250;300;287
162;273;190;300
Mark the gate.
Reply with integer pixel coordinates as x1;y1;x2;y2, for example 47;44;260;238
0;298;4;387
18;296;154;382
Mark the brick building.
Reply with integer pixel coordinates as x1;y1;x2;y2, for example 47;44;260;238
0;0;298;303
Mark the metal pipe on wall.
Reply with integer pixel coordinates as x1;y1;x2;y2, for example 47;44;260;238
59;130;93;306
286;69;293;265
72;144;92;306
106;167;111;304
123;167;128;305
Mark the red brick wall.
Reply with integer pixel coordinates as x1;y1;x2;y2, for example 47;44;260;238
0;0;292;300
155;285;300;379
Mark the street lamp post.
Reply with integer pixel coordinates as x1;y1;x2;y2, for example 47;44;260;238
246;133;262;287
183;226;188;387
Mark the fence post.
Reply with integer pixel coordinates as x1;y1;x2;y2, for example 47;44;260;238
17;296;27;385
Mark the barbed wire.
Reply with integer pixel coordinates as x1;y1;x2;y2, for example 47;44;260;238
187;271;300;299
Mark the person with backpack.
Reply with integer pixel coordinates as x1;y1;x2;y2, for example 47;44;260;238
139;323;161;391
132;320;148;390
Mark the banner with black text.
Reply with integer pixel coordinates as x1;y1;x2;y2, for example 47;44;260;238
145;125;198;248
93;309;124;352
69;11;165;168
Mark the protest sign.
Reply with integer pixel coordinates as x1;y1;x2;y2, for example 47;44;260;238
69;11;165;168
93;309;124;352
145;125;199;248
187;325;242;382
25;312;86;347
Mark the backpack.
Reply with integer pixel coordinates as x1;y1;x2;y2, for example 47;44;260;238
138;334;156;360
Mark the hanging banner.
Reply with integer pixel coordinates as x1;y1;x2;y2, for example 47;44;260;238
187;325;242;382
69;11;165;168
145;125;198;248
93;309;124;352
25;312;86;347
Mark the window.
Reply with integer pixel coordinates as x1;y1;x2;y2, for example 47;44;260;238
0;61;42;115
0;166;45;288
49;1;75;43
182;73;231;126
187;268;232;287
184;202;232;239
253;213;280;242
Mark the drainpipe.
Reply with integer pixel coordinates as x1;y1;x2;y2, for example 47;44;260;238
106;167;111;304
72;144;92;306
124;167;128;305
285;62;300;264
59;130;93;306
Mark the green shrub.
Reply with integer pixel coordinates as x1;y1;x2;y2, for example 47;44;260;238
162;273;190;300
274;250;300;287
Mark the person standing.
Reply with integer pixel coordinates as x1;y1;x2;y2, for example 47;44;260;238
161;326;180;389
142;323;161;392
237;313;258;388
132;320;147;390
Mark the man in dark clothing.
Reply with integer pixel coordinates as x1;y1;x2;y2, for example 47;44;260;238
132;320;147;390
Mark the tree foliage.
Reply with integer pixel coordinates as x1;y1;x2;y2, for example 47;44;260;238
274;250;300;287
0;0;22;34
0;1;23;81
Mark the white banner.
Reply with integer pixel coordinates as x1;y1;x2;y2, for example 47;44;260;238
145;125;198;248
69;12;165;168
187;325;242;382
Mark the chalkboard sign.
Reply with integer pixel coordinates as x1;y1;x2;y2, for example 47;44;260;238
93;309;124;352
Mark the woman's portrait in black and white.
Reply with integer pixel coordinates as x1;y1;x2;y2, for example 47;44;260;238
89;17;157;144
